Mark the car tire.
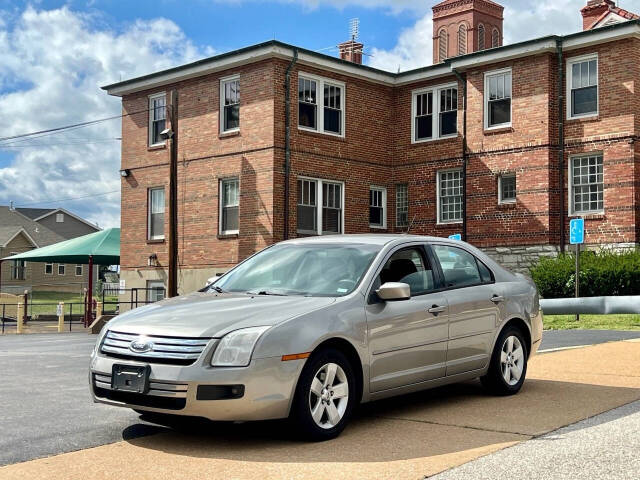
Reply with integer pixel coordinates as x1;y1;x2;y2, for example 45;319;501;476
481;326;528;396
290;348;357;441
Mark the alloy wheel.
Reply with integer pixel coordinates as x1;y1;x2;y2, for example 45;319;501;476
500;335;524;386
308;362;349;429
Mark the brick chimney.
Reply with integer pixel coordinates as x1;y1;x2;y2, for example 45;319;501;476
581;0;615;30
338;40;364;65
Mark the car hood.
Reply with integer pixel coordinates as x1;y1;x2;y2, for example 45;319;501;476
106;292;336;338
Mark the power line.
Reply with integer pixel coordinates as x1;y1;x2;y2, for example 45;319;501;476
16;190;120;206
0;139;121;149
0;108;150;144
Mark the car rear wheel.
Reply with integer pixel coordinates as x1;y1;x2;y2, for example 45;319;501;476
290;348;356;441
481;326;528;396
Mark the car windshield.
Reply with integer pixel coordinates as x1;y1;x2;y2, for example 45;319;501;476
211;243;381;297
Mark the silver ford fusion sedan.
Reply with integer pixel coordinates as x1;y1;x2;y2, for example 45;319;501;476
90;235;543;441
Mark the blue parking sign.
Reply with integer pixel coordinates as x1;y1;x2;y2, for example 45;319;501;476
448;234;462;241
570;218;585;245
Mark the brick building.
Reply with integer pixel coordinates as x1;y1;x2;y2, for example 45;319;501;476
104;0;640;297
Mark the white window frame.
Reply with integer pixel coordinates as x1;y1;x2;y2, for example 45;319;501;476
484;67;512;130
396;183;409;228
148;187;165;241
437;169;464;225
58;264;66;276
45;263;53;275
56;213;64;223
298;72;346;138
220;74;240;134
147;280;166;303
411;82;458;144
75;264;83;277
569;153;604;216
296;176;345;235
369;186;387;229
567;53;599;120
219;177;240;235
148;92;166;147
498;174;516;204
10;253;25;281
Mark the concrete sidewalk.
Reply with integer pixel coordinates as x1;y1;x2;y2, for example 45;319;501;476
1;339;638;480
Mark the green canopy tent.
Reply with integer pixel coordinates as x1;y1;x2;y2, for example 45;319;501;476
1;228;120;325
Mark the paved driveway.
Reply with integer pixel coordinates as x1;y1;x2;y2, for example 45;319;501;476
0;330;639;477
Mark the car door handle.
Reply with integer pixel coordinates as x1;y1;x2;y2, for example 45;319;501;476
428;305;447;314
491;295;505;303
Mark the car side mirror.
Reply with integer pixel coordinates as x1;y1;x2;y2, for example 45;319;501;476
376;282;411;301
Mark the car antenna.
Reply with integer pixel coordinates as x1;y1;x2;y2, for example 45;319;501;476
405;214;418;235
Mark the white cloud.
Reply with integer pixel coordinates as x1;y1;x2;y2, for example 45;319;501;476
0;7;211;228
368;0;640;72
213;0;427;14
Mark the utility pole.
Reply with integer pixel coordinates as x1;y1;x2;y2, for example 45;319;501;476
168;89;179;298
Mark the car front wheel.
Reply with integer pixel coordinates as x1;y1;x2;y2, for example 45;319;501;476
481;326;528;396
290;348;356;441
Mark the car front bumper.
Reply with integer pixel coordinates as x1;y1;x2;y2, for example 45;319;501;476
89;352;304;421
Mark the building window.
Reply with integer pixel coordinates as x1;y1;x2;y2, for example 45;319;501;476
439;29;448;62
147;280;165;303
219;178;239;235
458;24;467;56
75;265;83;276
478;24;485;51
148;93;166;146
299;73;345;136
568;55;598;119
396;184;409;228
484;68;512;129
56;213;64;223
297;177;343;235
148;187;165;241
438;170;463;224
413;83;458;143
499;174;516;204
58;264;66;276
492;28;500;48
220;75;240;133
369;187;387;229
571;154;603;215
10;255;25;280
45;263;53;275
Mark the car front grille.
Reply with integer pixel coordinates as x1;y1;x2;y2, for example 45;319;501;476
93;373;189;399
100;330;213;365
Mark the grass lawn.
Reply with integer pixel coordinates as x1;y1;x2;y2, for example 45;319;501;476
544;314;640;331
28;291;118;316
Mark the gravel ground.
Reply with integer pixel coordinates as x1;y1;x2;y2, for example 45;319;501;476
430;399;640;480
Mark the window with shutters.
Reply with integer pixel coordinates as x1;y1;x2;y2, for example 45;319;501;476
458;24;467;55
412;83;458;143
438;29;448;62
478;24;485;51
297;177;344;235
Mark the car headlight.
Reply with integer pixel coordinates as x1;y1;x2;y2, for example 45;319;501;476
211;326;271;367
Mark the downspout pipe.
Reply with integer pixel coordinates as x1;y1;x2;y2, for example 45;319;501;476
557;38;566;253
453;69;468;241
284;48;299;240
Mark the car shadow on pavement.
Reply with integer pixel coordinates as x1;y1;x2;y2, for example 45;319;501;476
121;378;640;464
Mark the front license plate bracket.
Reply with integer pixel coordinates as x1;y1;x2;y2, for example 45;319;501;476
111;364;150;394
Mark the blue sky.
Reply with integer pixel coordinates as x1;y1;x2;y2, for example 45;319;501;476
1;0;640;227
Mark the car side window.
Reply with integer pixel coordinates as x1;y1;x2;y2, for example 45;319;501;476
432;245;484;289
477;260;494;283
374;247;436;297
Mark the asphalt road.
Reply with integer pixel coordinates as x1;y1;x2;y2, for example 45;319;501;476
0;329;639;467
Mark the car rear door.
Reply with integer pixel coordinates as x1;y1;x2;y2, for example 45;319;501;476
430;243;501;376
365;244;449;393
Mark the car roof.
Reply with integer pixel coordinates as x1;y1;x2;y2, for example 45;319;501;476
280;234;458;247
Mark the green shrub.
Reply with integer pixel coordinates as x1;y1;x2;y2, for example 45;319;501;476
529;249;640;298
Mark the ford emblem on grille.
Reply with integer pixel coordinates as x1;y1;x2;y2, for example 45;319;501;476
129;339;153;353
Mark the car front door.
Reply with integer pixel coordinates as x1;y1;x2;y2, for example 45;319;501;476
431;244;501;376
365;245;449;393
